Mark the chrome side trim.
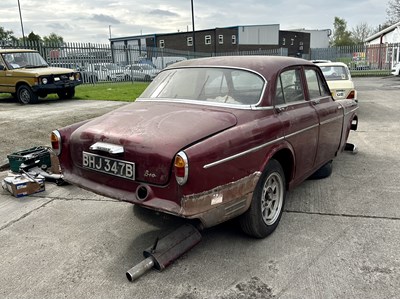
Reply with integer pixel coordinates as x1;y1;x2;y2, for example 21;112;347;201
137;98;255;110
320;115;343;126
345;106;359;115
285;124;319;139
203;122;320;169
203;137;284;169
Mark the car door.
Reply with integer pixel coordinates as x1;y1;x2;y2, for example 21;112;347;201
0;58;13;93
274;67;319;181
304;67;343;167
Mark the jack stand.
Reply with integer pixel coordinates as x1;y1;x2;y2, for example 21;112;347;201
345;143;358;154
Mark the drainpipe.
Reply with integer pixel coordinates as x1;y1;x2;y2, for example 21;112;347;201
378;34;383;69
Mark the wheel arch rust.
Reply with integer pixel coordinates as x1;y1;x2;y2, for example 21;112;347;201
260;141;295;190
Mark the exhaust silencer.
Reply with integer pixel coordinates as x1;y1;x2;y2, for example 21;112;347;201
126;223;202;282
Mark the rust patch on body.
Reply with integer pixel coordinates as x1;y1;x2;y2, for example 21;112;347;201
181;172;261;227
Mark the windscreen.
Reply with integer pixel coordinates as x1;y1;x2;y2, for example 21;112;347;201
2;52;48;69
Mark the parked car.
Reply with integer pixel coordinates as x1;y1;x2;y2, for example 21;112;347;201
317;61;357;101
50;62;98;83
0;49;82;104
391;62;400;76
133;58;157;68
124;64;160;81
86;63;125;81
51;56;358;238
310;59;332;63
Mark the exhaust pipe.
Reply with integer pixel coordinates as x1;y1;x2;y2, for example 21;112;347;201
126;223;202;282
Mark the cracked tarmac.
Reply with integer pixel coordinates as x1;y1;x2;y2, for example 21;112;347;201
0;77;399;298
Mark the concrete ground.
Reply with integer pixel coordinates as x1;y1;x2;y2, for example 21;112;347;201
0;77;399;298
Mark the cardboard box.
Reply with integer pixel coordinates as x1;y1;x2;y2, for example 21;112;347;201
1;173;45;198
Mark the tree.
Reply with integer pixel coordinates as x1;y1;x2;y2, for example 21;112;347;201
351;23;374;44
386;0;400;25
0;26;18;43
27;31;42;43
43;33;64;45
331;17;355;46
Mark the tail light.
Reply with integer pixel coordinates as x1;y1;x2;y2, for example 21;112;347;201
174;151;188;185
346;90;356;99
51;130;62;156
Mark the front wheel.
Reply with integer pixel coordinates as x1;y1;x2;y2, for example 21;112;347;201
17;85;38;104
57;87;75;99
240;159;286;238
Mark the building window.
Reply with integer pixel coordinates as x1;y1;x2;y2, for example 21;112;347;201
218;35;224;44
187;37;193;47
291;38;294;46
205;35;211;45
159;40;165;48
282;38;286;46
232;35;236;45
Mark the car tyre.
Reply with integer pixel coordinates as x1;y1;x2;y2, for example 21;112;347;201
308;160;333;180
57;87;75;100
240;159;286;238
17;85;38;104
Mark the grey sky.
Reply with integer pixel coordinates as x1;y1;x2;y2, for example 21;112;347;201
1;0;388;43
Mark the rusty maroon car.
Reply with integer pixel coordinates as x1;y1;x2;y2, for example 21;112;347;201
51;56;358;238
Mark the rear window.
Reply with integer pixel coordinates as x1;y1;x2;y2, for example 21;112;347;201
139;67;265;106
320;66;349;81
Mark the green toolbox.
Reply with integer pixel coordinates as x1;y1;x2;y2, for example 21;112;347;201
7;146;51;173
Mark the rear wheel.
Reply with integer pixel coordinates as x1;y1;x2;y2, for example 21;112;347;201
17;85;38;104
240;159;286;238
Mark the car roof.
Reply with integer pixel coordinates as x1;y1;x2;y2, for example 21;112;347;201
317;62;349;68
311;59;332;63
166;56;315;80
0;48;38;54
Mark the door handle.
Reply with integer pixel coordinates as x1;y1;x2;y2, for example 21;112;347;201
311;99;320;105
276;106;287;113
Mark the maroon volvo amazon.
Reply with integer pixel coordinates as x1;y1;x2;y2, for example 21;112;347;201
51;56;358;238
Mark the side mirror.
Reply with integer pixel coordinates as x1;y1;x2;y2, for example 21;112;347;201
0;65;5;71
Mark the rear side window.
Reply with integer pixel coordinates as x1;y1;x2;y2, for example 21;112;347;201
275;69;305;104
305;68;331;99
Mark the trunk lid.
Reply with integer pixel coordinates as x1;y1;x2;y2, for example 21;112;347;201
69;101;237;185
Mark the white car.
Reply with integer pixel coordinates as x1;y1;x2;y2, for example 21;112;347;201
124;64;160;81
86;63;125;81
317;62;357;101
391;63;400;76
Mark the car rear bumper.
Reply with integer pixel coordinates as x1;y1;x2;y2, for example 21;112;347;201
63;170;260;228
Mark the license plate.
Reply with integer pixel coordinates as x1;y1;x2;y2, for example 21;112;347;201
336;90;345;97
82;152;135;180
